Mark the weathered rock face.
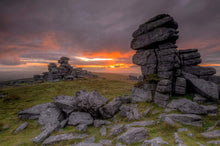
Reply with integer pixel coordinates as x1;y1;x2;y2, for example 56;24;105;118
75;90;108;118
131;14;180;106
33;57;97;82
130;14;220;107
117;127;148;144
18;103;53;120
162;114;203;127
68;112;94;126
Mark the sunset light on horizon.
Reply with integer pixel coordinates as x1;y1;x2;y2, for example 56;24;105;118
0;0;220;80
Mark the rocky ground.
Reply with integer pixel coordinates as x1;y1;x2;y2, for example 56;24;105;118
0;73;219;146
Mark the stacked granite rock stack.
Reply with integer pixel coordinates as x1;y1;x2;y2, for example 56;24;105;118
131;14;181;107
131;14;220;107
33;57;97;82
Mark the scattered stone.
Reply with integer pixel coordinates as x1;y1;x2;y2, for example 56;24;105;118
201;130;220;138
77;124;88;132
131;87;152;102
73;142;103;146
126;120;155;128
75;90;108;118
94;120;111;128
109;124;125;137
152;110;159;114
142;137;169;146
99;139;112;146
142;108;151;116
14;122;28;134
162;114;202;127
85;136;95;143
43;133;88;145
32;123;60;143
117;127;148;144
18;103;52;120
177;128;188;133
99;97;122;119
207;140;220;145
68;112;93;126
53;95;78;114
167;98;207;115
187;133;194;137
116;143;126;146
174;133;184;145
100;126;107;137
196;142;206;146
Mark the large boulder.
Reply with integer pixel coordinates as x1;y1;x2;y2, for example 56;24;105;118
75;90;108;117
167;98;207;115
183;72;219;101
131;87;152;102
99;98;122;119
18;103;52;120
38;106;64;126
132;14;178;38
182;66;216;76
53;95;78;115
131;27;178;50
154;92;170;107
117;127;148;144
162;114;203;127
119;104;140;120
68;112;93;126
132;49;156;65
109;124;125;137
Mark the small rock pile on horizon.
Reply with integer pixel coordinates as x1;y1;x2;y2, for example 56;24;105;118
33;57;97;82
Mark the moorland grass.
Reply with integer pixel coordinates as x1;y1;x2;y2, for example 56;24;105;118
0;73;219;146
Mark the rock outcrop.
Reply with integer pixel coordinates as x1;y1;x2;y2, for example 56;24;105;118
130;14;219;107
33;57;97;82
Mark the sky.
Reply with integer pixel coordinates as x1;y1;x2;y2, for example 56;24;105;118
0;0;220;80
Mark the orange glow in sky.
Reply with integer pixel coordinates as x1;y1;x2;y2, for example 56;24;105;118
199;64;220;67
75;57;114;62
76;63;134;69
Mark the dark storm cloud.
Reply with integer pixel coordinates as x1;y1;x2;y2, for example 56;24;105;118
0;0;220;65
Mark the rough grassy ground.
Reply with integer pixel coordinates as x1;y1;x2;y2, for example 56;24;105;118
0;73;219;146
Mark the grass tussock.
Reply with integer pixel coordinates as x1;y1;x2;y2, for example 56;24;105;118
134;74;160;88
